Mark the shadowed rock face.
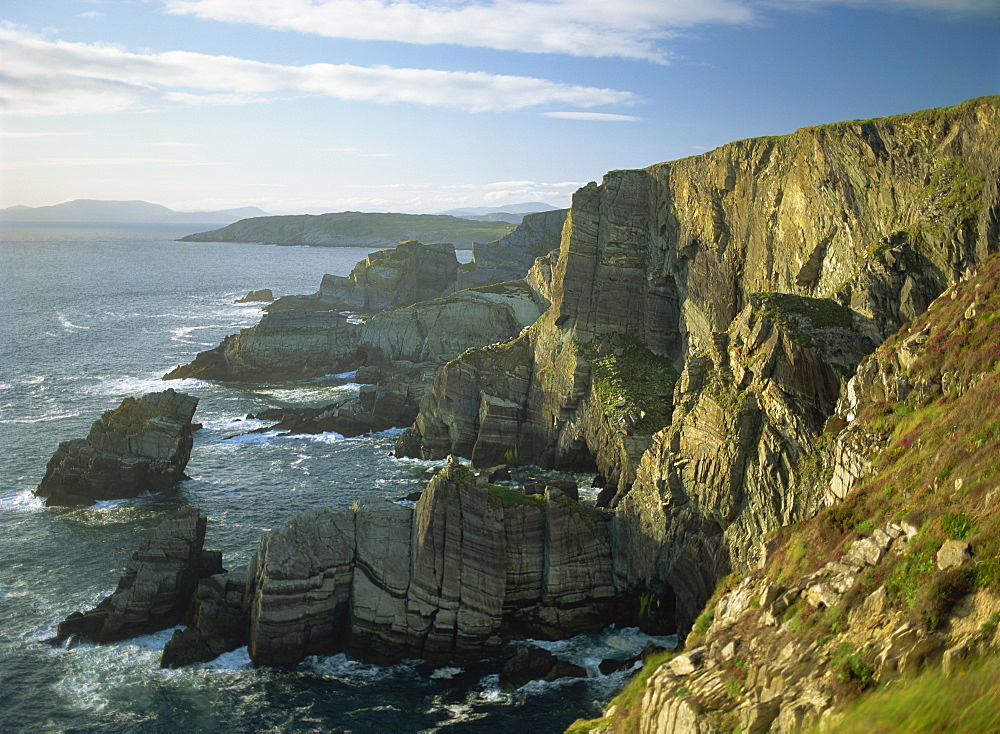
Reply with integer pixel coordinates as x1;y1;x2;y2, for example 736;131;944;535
52;507;220;645
35;389;199;507
247;459;617;667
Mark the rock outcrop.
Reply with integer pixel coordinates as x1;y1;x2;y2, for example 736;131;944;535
164;310;360;382
51;507;220;645
398;96;1000;634
247;459;617;667
35;389;199;507
235;288;274;303
166;270;548;428
308;240;460;313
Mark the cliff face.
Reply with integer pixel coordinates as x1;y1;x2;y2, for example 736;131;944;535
247;459;617;667
398;97;1000;632
579;251;1000;733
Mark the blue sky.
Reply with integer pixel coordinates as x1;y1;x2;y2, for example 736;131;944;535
1;0;997;214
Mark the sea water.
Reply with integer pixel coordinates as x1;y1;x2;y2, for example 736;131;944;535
0;223;672;732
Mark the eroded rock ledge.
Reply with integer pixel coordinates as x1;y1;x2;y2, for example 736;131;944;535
51;461;631;671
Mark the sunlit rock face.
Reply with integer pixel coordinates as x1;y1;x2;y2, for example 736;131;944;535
247;460;617;667
398;97;1000;632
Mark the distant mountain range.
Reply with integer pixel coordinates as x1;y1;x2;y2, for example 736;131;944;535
0;199;268;224
438;202;559;224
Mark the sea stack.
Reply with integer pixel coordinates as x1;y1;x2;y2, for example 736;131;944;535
35;388;199;507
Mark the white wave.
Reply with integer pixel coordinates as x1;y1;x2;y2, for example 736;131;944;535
0;409;80;424
192;646;253;671
57;312;90;330
332;370;358;379
523;625;677;675
300;652;416;681
200;417;271;432
222;430;284;445
0;489;44;512
429;666;463;680
0;382;11;391
305;431;344;444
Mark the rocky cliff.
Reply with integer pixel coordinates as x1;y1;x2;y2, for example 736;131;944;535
35;389;199;506
51;507;221;645
457;208;567;289
398;97;1000;636
247;458;617;667
573;250;1000;732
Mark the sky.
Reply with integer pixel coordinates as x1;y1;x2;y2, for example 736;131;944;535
1;0;997;215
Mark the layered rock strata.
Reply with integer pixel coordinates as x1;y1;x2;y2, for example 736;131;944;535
52;507;220;645
35;389;199;506
398;97;1000;633
247;459;617;667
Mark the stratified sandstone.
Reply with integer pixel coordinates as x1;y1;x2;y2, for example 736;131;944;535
35;389;199;507
247;459;617;667
52;507;220;644
456;209;566;289
164;310;360;382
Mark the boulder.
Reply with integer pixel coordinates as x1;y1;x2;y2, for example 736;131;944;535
35;389;199;506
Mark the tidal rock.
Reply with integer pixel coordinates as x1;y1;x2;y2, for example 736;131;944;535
499;646;587;690
235;288;274;303
164;310;361;382
35;389;199;506
53;507;219;644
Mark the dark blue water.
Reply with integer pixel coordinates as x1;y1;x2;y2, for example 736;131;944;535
0;223;668;733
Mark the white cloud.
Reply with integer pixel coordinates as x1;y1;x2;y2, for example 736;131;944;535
163;0;999;64
163;0;754;64
0;26;638;117
545;111;641;122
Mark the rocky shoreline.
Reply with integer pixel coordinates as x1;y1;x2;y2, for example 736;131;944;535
40;97;1000;729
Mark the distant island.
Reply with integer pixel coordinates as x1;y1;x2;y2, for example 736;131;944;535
178;211;532;249
0;199;268;224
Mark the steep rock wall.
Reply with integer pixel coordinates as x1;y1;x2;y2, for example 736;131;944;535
398;97;1000;631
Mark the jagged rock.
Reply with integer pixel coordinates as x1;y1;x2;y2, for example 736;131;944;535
161;569;249;668
499;646;587;690
316;241;459;312
235;288;274;303
35;389;199;506
52;507;219;645
457;209;567;290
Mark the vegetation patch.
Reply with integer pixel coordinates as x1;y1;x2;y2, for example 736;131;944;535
486;484;544;509
751;292;855;351
831;653;1000;733
579;335;678;434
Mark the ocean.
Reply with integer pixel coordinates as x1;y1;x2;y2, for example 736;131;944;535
0;223;671;733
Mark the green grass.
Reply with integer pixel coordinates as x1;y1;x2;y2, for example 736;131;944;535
826;654;1000;733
